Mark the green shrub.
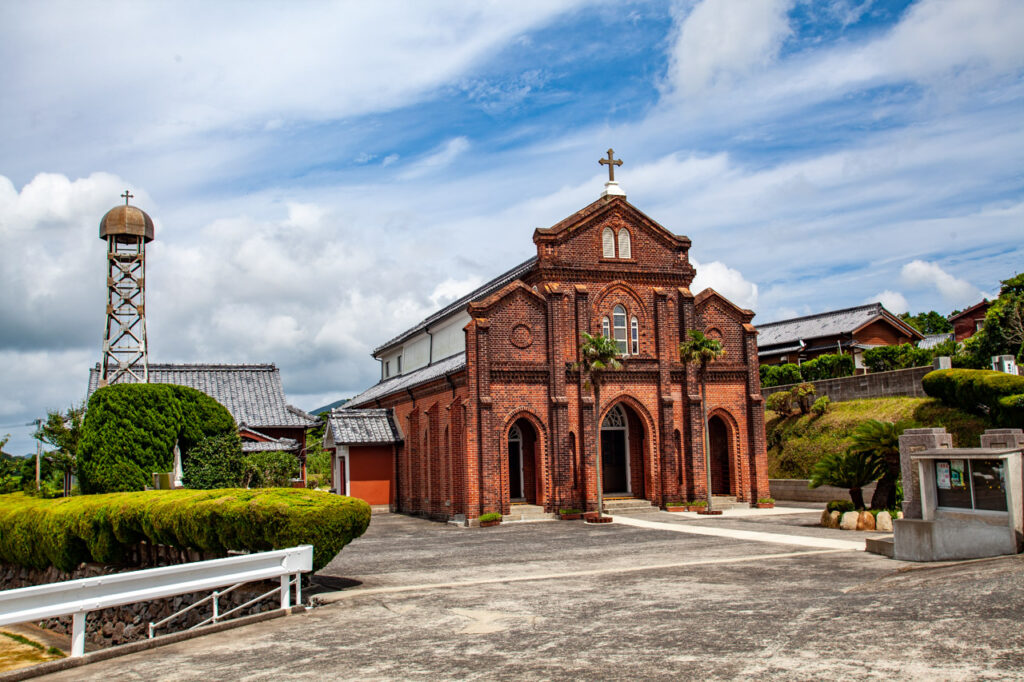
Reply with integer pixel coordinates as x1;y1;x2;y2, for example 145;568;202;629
863;344;933;373
478;512;502;523
791;383;816;414
826;499;855;513
811;395;831;416
243;450;300;488
78;384;236;494
922;368;1024;427
761;363;803;388
182;434;245;489
0;489;370;572
766;391;793;415
800;354;855;381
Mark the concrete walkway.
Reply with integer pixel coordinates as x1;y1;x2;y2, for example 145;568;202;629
612;513;865;551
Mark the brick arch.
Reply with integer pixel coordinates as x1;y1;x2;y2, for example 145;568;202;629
594;282;652;355
599;393;659;500
706;407;743;497
594;280;649;317
500;409;548;508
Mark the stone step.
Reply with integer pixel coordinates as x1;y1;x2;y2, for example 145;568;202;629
504;504;555;523
865;535;894;558
601;498;659;513
708;496;749;511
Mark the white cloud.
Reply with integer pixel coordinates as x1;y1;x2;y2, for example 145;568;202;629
869;290;910;315
399;137;471;180
690;258;759;311
430;276;484;308
899;260;988;307
666;0;794;95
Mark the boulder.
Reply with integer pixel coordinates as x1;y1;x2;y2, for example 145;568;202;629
897;511;904;519
876;511;893;532
839;511;859;530
856;511;876;531
820;509;832;527
828;511;841;529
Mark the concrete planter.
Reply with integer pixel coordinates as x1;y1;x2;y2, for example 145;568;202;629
697;509;723;515
584;513;612;523
687;505;706;512
665;506;687;513
559;513;583;520
756;503;774;509
480;520;501;528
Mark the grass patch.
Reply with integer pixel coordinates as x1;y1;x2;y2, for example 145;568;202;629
767;397;990;479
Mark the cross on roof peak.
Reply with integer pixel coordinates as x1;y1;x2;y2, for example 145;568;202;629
121;190;134;206
598;148;622;182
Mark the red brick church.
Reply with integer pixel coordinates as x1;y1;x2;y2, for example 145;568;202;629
328;159;769;520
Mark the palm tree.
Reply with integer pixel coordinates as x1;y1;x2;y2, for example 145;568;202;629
809;449;885;510
575;332;623;518
679;330;726;512
851;419;902;509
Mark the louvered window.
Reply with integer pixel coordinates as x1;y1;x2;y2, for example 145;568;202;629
602;227;615;258
618;229;631;258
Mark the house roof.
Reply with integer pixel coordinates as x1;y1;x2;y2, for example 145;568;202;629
87;363;318;429
346;352;467;408
948;299;990;322
756;303;921;350
238;426;301;453
919;333;954;350
326;408;401;446
373;257;538;356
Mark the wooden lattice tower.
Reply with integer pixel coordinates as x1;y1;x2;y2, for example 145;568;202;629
98;192;155;387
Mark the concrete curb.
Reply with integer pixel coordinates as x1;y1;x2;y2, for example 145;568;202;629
0;605;307;681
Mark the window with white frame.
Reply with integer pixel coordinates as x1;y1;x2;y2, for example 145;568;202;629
613;305;628;354
630;316;639;354
602;316;610;338
602;227;615;258
618;229;631;259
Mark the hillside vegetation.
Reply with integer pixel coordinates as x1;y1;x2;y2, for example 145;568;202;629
767;397;990;479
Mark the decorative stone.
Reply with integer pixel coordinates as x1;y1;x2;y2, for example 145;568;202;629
828;511;841;529
876;511;893;532
839;511;859;530
897;511;904;519
820;509;831;527
856;511;876;531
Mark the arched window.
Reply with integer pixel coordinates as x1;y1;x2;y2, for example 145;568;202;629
630;316;639;355
618;228;632;259
613;305;627;354
602;227;615;258
601;316;610;338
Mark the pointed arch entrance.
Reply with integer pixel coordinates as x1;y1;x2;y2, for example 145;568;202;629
507;418;539;504
708;414;732;495
600;403;647;497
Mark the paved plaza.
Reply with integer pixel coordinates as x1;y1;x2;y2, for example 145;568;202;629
38;507;1024;680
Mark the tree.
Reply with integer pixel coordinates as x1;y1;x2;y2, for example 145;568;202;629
574;332;623;518
962;273;1024;367
182;434;245;489
679;330;726;512
808;449;884;510
34;404;85;496
242;450;299;488
851;419;903;509
899;311;953;335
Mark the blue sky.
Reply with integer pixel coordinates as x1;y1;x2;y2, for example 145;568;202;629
1;0;1022;454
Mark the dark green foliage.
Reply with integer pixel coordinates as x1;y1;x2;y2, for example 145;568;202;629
811;395;831;416
766;391;793;414
798;353;855;382
78;384;236;494
0;489;370;572
826;499;855;513
760;363;803;388
34;404;85;480
922;369;1024;427
899;311;953;334
851;419;904;509
478;512;502;523
863;344;933;372
182;434;245;489
808;449;884;509
243;450;300;488
792;383;816;414
958;274;1024;368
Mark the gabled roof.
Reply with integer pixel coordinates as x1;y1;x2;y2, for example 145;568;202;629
372;257;537;357
326;408;401;446
756;303;921;349
948;299;990;322
239;426;300;453
346;352;467;408
694;287;755;322
87;363;318;429
533;195;691;249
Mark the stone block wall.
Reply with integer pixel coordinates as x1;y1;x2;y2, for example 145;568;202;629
769;478;877;503
762;365;933;403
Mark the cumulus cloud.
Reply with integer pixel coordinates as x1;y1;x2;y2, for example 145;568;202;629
899;260;989;307
690;258;759;311
666;0;794;95
867;290;910;315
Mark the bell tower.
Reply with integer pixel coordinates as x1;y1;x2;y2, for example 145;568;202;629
98;191;155;387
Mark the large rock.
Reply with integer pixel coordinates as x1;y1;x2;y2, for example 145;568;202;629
820;509;832;527
839;511;859;530
856;511;876;531
828;511;841;529
876;511;893;532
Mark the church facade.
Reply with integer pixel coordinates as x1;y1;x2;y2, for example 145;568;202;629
340;182;769;520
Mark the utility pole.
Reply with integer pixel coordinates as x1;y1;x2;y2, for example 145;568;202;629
34;418;42;491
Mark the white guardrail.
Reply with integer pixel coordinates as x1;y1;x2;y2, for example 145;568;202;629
0;545;313;657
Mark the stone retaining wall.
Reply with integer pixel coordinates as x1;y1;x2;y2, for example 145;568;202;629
762;365;933;403
769;478;877;503
0;562;279;650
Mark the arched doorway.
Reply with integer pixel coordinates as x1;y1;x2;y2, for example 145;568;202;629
708;415;731;495
508;418;539;504
600;403;646;497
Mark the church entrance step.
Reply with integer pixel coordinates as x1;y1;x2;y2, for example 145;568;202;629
601;498;659;514
707;496;749;511
503;504;555;523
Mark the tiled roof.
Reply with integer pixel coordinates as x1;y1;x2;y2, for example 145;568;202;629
87;363;318;429
373;257;537;356
241;437;300;453
345;352;467;408
919;333;954;349
756;303;916;348
326;408;401;446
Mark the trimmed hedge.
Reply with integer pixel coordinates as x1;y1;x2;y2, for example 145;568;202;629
0;489;370;573
922;369;1024;427
78;384;237;493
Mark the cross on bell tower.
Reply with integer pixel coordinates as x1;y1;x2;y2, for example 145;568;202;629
97;193;155;387
598;148;626;198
